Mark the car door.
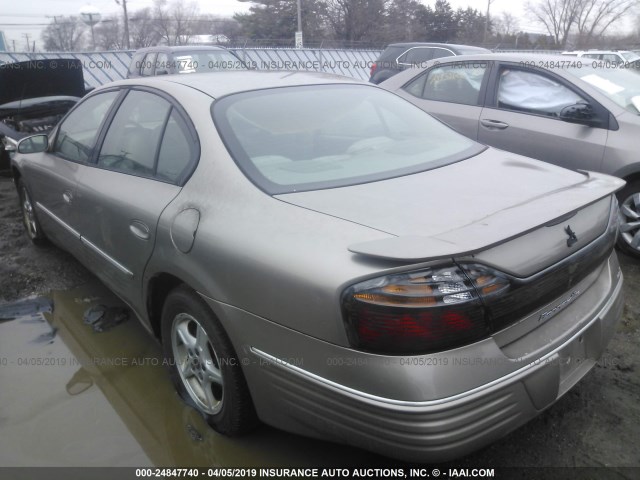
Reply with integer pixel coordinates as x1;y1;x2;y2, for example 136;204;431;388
73;88;198;308
478;63;608;172
397;60;490;139
22;90;121;252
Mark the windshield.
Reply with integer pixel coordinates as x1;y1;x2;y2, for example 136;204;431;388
212;84;482;194
568;65;640;114
173;50;245;73
621;51;640;62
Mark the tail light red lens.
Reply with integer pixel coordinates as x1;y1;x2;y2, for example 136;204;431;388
370;63;378;77
342;265;509;354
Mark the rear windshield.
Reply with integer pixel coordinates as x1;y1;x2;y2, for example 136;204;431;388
173;50;245;73
212;84;483;194
379;46;407;61
457;46;489;54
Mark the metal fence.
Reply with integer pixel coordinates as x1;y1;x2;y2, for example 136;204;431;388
0;48;381;90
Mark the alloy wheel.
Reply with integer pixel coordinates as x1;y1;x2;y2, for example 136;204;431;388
171;313;224;415
619;192;640;253
21;187;39;240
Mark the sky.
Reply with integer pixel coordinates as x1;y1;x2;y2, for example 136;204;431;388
0;0;632;52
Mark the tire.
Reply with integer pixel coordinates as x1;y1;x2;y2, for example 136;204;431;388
617;180;640;257
161;285;258;435
17;178;47;246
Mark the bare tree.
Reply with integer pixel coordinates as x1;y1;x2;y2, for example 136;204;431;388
41;16;86;51
574;0;638;47
94;15;123;50
325;0;388;44
114;0;131;49
526;0;582;47
153;0;199;46
527;0;639;48
494;12;520;36
208;16;245;44
129;8;162;48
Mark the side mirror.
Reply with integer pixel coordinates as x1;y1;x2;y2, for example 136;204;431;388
17;134;48;154
559;102;602;127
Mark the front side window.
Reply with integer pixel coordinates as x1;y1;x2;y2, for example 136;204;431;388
213;85;483;194
141;53;157;76
54;91;119;163
497;69;583;117
404;63;487;106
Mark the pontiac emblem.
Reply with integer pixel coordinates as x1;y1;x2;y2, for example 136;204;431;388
565;225;578;247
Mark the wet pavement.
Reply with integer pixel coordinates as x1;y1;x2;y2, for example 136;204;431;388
0;281;386;468
0;177;639;470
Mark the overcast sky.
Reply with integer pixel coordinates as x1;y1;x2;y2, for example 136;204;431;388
0;0;632;52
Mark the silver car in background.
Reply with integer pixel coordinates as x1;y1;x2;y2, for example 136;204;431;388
11;71;624;461
380;53;640;257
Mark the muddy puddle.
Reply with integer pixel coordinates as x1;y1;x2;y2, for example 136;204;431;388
0;282;383;467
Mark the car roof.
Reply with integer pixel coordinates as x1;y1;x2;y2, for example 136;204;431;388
133;45;229;54
106;70;363;99
421;52;582;62
386;42;486;50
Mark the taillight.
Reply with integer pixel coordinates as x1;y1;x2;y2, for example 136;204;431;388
370;62;378;77
342;265;509;354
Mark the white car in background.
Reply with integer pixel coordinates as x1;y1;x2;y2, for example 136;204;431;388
561;50;640;66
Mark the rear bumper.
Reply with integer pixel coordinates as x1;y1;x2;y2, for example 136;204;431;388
204;252;624;462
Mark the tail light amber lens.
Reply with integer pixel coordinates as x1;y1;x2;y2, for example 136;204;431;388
342;265;509;354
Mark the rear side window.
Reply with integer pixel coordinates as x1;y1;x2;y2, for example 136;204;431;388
141;53;157;76
379;46;406;62
155;53;170;74
98;90;170;177
402;48;434;66
156;111;195;183
404;63;487;106
431;48;455;60
54;91;119;163
128;52;145;77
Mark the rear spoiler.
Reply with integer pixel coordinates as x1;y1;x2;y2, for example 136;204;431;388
348;171;625;262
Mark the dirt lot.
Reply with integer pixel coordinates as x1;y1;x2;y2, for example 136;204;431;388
0;175;638;472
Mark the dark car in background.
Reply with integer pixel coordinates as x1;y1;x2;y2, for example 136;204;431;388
127;45;247;78
369;42;489;84
0;59;85;172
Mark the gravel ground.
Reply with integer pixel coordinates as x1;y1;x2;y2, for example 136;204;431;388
0;175;638;470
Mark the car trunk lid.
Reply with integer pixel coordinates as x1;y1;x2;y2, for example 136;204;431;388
276;150;624;274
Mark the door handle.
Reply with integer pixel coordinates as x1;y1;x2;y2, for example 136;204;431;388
480;119;509;130
129;220;150;241
62;190;74;204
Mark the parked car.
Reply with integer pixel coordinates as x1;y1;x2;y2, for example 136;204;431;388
369;42;490;84
561;49;640;66
0;59;85;173
11;71;624;462
380;53;640;257
127;45;247;78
